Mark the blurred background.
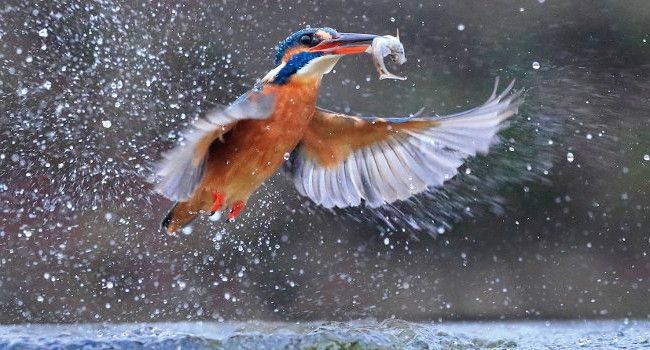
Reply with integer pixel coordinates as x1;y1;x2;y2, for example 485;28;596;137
0;0;648;324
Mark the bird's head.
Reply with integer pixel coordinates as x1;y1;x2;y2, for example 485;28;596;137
262;27;378;84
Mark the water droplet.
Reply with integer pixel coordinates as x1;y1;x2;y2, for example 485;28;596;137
102;120;112;128
36;295;44;302
644;154;649;161
532;61;540;70
38;28;48;38
566;152;574;162
106;281;114;289
457;24;465;31
283;152;290;160
389;17;395;23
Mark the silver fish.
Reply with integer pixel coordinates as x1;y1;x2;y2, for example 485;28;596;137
367;32;407;80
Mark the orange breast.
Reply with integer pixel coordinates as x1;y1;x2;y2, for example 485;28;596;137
204;79;321;200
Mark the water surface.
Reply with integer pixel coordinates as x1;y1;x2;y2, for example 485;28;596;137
1;319;648;349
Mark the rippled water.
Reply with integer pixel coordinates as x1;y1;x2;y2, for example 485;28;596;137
1;319;648;349
1;0;649;331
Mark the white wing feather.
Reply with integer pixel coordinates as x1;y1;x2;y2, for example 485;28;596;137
286;79;523;208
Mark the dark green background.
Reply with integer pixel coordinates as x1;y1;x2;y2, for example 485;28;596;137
0;0;648;323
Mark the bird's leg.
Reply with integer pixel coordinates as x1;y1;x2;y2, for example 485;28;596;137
227;201;245;220
210;191;225;214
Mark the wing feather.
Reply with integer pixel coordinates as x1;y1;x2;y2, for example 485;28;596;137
154;89;275;201
388;138;429;189
285;79;523;208
343;152;363;206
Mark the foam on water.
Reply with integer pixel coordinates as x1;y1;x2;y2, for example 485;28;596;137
0;319;648;349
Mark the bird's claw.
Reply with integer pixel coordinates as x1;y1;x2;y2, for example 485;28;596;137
210;191;225;214
227;201;245;220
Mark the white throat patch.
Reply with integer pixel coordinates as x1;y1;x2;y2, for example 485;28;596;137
295;55;341;78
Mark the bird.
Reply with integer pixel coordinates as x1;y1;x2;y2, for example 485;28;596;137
154;27;523;234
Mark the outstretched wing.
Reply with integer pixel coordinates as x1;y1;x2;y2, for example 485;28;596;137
284;79;523;208
155;87;276;201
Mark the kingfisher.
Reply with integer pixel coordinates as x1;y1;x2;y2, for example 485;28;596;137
155;27;522;234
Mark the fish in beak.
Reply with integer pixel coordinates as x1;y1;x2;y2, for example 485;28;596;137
311;31;407;80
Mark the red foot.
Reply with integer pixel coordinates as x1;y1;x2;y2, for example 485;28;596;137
227;201;245;220
210;191;225;214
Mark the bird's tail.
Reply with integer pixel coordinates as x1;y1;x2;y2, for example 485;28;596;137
161;201;199;234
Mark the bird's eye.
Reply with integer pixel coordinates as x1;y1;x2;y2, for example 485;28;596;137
299;34;322;47
310;36;323;46
300;34;312;46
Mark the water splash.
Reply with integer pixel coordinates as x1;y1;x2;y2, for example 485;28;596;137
0;0;249;214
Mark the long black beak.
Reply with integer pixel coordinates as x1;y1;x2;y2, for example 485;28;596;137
309;32;380;55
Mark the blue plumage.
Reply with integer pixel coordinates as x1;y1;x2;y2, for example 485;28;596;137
274;51;323;85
